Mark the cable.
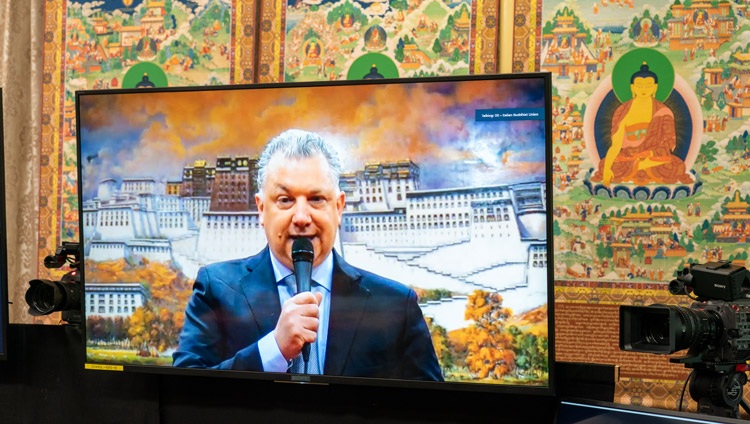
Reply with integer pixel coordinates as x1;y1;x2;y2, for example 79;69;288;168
679;369;694;412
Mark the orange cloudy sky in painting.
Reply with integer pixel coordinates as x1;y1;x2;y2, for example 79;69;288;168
77;77;548;198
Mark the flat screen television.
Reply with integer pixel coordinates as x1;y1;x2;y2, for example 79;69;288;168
75;73;554;394
0;88;6;361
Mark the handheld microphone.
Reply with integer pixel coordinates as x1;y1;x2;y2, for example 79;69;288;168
291;237;315;365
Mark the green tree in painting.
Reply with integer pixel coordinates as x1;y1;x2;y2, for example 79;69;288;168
510;326;548;379
394;38;405;62
701;219;716;242
717;91;728;110
391;0;408;10
432;38;442;54
451;48;461;62
596;241;614;262
425;316;453;374
701;139;718;168
702;94;715;110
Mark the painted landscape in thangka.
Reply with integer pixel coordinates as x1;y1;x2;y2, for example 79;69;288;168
260;0;499;82
59;0;235;241
65;0;232;92
542;0;750;284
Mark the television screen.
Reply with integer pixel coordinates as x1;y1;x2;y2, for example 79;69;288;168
0;88;6;361
76;73;554;393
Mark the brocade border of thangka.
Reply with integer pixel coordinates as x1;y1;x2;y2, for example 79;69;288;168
554;280;685;306
257;0;283;83
615;377;697;414
511;0;539;72
39;0;67;282
473;0;501;75
616;377;750;418
234;0;258;84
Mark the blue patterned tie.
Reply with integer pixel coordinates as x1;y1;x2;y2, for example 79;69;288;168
282;274;320;374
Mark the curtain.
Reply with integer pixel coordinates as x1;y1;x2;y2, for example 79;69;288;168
0;0;45;323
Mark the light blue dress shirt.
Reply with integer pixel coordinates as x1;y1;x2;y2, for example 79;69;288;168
258;250;332;373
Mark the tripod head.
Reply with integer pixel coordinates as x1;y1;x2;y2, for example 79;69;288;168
676;360;750;419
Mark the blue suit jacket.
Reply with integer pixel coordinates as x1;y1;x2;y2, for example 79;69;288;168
173;247;443;381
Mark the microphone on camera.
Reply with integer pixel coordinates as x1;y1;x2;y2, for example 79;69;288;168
291;237;314;364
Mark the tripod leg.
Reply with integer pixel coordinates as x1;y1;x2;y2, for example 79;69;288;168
740;398;750;416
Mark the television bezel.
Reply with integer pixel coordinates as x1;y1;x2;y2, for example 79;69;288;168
75;72;556;395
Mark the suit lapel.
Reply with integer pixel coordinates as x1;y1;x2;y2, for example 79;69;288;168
324;252;370;375
239;247;281;336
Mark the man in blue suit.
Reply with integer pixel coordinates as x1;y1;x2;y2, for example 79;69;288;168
173;129;443;381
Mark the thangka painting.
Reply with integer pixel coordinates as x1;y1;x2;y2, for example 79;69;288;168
256;0;500;82
39;0;256;286
544;0;750;283
39;0;505;282
541;0;750;410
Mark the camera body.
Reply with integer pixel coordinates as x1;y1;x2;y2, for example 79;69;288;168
670;261;750;302
24;241;82;324
620;261;750;418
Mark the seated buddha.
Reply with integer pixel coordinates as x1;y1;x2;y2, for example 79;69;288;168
592;62;693;186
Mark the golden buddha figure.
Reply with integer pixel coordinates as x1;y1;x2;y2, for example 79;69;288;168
306;40;321;59
592;62;693;186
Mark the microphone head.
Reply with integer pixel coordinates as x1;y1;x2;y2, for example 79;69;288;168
291;237;314;263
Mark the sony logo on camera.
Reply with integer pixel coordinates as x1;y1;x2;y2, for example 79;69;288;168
689;262;750;302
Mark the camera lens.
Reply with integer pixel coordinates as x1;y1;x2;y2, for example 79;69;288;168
670;306;721;352
620;304;722;354
25;278;81;316
643;320;670;346
27;282;56;314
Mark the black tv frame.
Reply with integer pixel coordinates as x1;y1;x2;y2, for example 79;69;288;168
75;73;555;396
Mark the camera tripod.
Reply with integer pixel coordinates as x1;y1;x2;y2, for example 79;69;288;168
684;364;750;419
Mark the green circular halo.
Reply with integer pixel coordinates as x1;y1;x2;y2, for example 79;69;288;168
123;62;168;89
612;48;674;103
347;53;399;80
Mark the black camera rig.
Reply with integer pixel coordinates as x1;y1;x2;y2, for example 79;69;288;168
620;261;750;419
24;241;82;325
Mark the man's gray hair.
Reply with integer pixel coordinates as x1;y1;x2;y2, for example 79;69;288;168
256;129;342;193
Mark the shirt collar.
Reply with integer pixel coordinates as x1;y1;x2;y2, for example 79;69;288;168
269;248;333;292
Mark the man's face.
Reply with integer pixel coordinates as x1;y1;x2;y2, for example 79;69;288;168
255;153;345;269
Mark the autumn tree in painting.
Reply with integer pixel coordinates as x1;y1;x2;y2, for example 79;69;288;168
128;260;193;353
85;258;193;354
463;290;515;379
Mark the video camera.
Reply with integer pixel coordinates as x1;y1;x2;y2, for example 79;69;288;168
619;261;750;419
24;241;82;325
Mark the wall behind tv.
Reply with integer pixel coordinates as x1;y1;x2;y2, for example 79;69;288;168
513;0;750;413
